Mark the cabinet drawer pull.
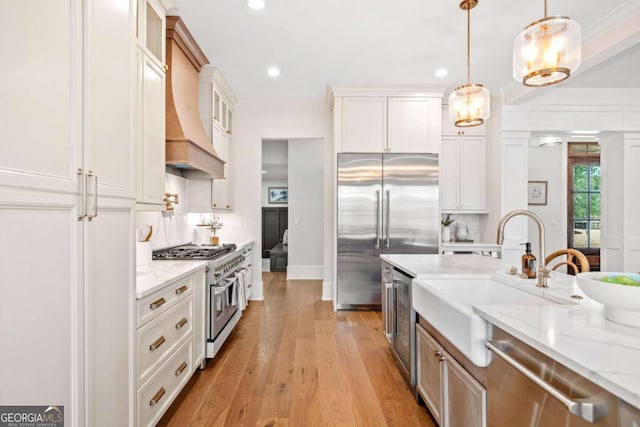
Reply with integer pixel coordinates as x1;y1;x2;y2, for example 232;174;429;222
149;336;166;351
149;297;166;310
175;361;188;376
175;285;188;295
149;387;166;407
175;317;188;330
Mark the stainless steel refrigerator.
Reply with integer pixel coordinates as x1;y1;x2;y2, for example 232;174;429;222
337;153;439;309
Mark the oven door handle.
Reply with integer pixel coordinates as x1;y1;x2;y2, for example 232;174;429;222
485;341;608;423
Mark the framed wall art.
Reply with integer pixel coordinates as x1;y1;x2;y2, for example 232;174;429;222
268;187;288;204
528;181;548;206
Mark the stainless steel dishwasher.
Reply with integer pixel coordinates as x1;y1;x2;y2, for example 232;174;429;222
486;326;618;426
382;262;415;388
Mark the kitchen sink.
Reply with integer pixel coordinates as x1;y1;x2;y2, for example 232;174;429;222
412;277;562;367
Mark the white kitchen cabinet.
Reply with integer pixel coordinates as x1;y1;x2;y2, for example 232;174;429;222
135;0;169;210
0;1;135;425
212;163;233;210
335;94;442;153
192;268;207;369
417;323;486;427
440;136;488;213
136;267;205;427
341;97;388;152
189;67;236;212
137;52;166;208
388;97;441;153
186;162;233;212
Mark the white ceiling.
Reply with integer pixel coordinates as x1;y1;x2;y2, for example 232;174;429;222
172;0;640;100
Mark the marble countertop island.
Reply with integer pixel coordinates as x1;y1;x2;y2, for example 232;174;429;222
473;275;640;409
380;253;503;278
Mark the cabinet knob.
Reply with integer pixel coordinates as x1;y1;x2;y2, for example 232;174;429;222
213;204;217;207
164;64;169;72
226;205;230;208
433;350;441;359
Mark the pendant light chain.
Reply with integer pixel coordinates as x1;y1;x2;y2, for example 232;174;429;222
466;5;471;86
544;0;547;18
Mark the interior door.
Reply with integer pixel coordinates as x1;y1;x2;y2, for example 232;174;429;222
262;207;288;257
337;153;382;308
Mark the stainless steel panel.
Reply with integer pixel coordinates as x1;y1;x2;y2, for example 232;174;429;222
391;268;415;386
382;153;439;254
337;153;383;308
487;326;617;427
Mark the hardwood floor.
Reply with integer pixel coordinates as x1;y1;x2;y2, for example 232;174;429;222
159;272;435;426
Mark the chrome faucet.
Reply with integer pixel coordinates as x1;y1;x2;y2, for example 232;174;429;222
496;209;550;288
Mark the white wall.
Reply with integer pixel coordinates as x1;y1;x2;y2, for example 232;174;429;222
528;143;566;261
262;179;289;207
287;138;324;279
217;98;333;300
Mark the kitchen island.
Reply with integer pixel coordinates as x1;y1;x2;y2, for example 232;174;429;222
474;281;640;410
399;254;640;424
381;253;502;278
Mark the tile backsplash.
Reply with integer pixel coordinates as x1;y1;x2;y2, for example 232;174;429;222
136;173;197;249
441;214;482;242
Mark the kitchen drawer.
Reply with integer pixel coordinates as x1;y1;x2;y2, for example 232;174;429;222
137;275;193;327
137;298;193;384
137;338;193;427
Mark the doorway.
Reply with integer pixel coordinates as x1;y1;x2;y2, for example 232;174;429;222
261;140;289;272
567;142;601;271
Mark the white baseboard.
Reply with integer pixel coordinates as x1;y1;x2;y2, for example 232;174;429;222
321;281;332;301
286;265;323;280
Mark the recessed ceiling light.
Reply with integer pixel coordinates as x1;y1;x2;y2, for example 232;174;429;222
247;0;265;10
267;66;280;78
435;68;448;78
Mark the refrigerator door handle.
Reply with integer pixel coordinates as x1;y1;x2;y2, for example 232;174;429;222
375;190;381;249
385;190;391;249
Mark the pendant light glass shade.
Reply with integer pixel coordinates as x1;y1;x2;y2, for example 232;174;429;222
449;0;490;128
449;84;490;127
513;14;581;87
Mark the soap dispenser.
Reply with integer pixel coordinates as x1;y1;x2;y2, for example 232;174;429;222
521;242;537;279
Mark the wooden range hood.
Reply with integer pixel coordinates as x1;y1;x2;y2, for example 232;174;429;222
165;16;224;178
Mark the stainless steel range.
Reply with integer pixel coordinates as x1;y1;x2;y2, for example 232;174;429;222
152;242;253;359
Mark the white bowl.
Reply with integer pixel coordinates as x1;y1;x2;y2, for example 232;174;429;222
576;272;640;327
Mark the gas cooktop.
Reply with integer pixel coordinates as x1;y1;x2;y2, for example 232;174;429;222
152;243;237;260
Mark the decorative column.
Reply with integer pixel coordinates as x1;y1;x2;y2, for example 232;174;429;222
600;132;640;272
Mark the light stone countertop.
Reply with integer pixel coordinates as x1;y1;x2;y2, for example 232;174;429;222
136;261;208;299
473;275;640;410
380;254;503;278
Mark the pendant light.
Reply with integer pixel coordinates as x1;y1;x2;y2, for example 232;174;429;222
513;0;581;87
449;0;490;128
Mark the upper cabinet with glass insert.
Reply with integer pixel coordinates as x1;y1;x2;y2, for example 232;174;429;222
137;0;169;67
200;67;237;145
